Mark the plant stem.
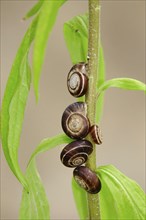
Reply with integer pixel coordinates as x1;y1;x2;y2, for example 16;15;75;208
85;0;100;219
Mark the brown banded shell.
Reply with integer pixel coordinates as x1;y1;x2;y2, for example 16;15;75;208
60;140;93;168
61;102;90;139
90;125;103;145
73;166;101;194
67;63;88;97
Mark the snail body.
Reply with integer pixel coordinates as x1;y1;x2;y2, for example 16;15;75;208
90;125;103;145
67;62;88;97
60;140;93;168
73;166;101;194
61;102;90;139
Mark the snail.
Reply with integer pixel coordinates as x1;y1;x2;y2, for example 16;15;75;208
90;125;103;145
60;140;93;168
67;62;88;97
73;166;101;194
61;102;90;139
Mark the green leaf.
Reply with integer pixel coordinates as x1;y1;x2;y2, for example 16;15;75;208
19;159;50;220
29;133;72;162
23;0;43;20
1;17;38;190
63;13;88;64
64;14;105;123
72;177;88;220
97;165;146;220
97;78;146;95
97;45;105;87
33;0;67;101
96;45;105;123
96;92;104;123
19;133;72;219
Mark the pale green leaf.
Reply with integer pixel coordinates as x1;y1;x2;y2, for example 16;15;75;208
97;78;146;95
72;178;88;220
97;45;105;87
29;133;72;162
1;17;38;190
19;133;72;219
63;13;88;64
96;93;104;123
96;45;105;123
19;159;50;220
23;0;43;20
64;13;105;123
33;0;67;101
97;165;146;220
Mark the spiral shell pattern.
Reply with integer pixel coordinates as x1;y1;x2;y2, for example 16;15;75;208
73;166;101;194
61;102;90;139
60;140;93;167
90;125;103;145
67;63;88;97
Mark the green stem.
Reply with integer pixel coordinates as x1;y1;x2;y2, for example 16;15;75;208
85;0;100;219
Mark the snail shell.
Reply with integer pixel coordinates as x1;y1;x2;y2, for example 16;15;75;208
61;102;90;139
67;62;88;97
73;166;101;194
60;140;93;168
90;125;103;145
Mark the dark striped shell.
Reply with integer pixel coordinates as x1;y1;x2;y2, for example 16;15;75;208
61;102;90;139
60;140;93;168
90;125;103;145
73;166;101;194
67;63;88;97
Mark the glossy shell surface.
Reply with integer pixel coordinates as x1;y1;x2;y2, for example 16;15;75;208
61;102;90;139
90;125;103;145
73;166;101;194
60;140;93;167
67;63;88;97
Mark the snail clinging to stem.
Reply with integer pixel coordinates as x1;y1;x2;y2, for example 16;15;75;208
67;62;88;97
60;140;93;168
73;166;101;194
61;102;90;139
61;63;103;195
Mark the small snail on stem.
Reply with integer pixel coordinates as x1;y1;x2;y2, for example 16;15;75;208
73;166;101;194
67;62;88;97
90;124;103;145
61;102;90;139
60;140;93;168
